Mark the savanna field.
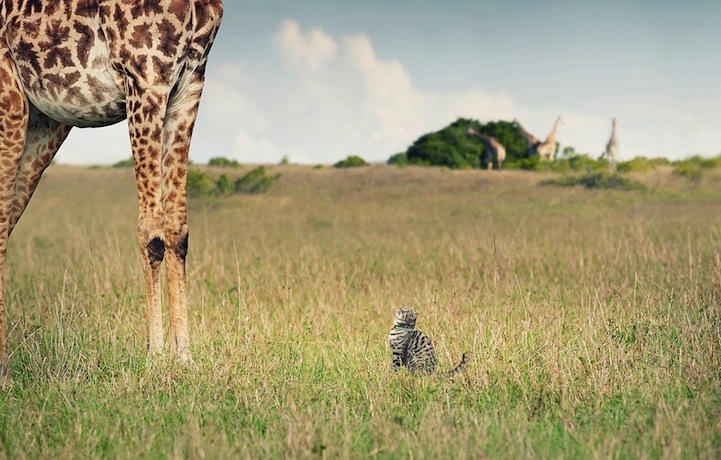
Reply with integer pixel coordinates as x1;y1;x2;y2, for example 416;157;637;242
1;164;720;458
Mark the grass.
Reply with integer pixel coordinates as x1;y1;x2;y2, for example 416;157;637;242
1;165;721;458
540;170;647;190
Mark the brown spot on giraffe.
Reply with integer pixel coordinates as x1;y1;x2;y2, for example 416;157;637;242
73;22;95;68
0;0;223;381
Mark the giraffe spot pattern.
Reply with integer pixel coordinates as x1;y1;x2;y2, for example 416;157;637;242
0;0;223;367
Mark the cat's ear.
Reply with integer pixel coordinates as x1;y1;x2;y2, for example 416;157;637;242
411;311;419;320
396;308;402;316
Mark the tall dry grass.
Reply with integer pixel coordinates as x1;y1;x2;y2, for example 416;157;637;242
1;165;720;458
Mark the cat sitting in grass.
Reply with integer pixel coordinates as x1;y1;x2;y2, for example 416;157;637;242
388;308;468;376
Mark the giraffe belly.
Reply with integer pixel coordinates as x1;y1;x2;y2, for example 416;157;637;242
22;67;127;129
4;5;127;128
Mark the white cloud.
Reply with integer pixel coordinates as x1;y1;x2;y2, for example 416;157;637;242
55;20;720;166
272;19;338;72
195;21;613;164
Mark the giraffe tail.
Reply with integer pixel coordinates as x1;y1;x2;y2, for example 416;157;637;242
441;352;469;377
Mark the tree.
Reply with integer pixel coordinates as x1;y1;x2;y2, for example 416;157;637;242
404;118;529;169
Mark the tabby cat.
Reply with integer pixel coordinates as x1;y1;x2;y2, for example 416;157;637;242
387;308;468;376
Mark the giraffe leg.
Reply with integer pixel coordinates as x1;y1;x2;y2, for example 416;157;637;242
162;2;223;360
9;120;72;236
161;116;191;360
127;87;168;355
0;55;29;381
162;81;205;360
0;120;69;382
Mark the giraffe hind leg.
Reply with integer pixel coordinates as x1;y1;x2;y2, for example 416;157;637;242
0;116;69;382
0;54;29;382
9;120;73;236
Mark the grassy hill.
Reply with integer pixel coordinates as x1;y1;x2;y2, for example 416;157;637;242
1;165;720;458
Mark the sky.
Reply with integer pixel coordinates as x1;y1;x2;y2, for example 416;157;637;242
59;0;721;165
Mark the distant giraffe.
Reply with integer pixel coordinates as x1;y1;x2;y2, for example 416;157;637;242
537;116;564;161
605;118;618;173
513;118;540;157
467;128;506;170
0;0;224;380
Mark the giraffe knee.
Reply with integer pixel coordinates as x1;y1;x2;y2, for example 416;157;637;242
175;231;189;260
167;227;189;261
147;237;165;268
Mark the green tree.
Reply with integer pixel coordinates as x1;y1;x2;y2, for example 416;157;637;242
405;118;529;169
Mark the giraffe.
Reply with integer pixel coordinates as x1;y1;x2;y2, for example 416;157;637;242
0;0;223;379
512;118;540;157
536;116;564;161
605;117;618;173
466;128;506;170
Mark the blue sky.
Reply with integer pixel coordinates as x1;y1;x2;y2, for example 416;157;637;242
60;0;721;164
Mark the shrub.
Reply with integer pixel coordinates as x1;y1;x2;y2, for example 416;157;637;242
699;154;721;169
208;157;241;168
188;167;281;198
187;169;216;198
673;154;721;171
215;174;235;196
673;162;702;181
235;166;281;194
541;171;646;190
506;153;607;172
617;157;670;173
112;157;134;168
565;154;607;172
334;156;369;168
505;155;541;170
543;154;607;173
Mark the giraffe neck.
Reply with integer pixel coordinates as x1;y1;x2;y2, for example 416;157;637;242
470;130;492;146
545;119;561;144
515;120;537;143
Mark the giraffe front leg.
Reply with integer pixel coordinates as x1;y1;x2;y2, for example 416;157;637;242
162;85;204;360
127;88;168;355
0;54;29;381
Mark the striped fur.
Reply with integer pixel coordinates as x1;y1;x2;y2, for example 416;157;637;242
387;308;468;376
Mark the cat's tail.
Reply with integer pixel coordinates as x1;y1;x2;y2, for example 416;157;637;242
442;352;469;377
